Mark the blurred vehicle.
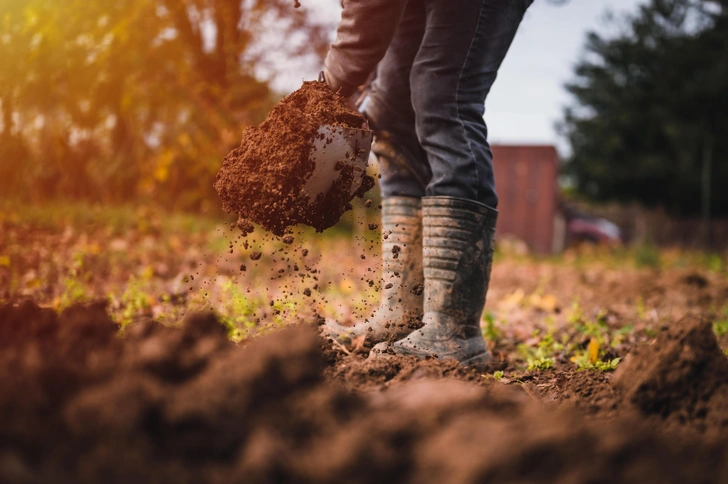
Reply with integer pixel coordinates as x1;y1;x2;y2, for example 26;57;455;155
565;210;622;245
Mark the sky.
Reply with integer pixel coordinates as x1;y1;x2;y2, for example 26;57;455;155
280;0;648;155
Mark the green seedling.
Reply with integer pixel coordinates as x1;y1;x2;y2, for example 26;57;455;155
219;279;258;340
526;355;555;371
713;306;728;338
118;276;151;328
564;302;629;371
57;251;90;310
566;301;583;325
518;330;560;372
573;355;621;372
570;334;618;371
575;317;609;343
482;311;502;344
610;324;634;348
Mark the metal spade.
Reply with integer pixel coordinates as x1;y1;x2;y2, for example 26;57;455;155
302;124;373;201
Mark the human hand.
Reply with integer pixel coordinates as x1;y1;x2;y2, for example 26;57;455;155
318;70;369;123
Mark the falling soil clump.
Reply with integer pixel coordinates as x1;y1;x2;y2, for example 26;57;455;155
215;81;372;236
236;219;254;236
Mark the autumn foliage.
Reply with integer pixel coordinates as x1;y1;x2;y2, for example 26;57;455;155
0;0;329;209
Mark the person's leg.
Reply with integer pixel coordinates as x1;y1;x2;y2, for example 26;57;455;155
323;0;429;347
412;0;531;208
364;0;431;199
372;0;531;368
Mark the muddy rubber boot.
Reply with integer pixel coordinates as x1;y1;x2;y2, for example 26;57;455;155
371;196;496;370
323;197;424;346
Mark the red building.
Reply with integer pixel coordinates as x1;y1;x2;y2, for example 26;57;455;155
491;144;560;254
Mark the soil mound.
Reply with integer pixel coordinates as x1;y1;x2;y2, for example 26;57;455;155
325;352;485;392
614;315;728;438
215;81;373;236
2;301;728;483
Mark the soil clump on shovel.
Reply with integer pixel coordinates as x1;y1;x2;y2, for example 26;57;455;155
215;81;373;236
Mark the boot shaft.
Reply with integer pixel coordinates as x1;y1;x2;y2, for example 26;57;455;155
422;197;497;328
380;197;423;311
321;196;423;346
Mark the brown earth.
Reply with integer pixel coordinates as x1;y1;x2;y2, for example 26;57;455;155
215;81;373;237
1;301;728;483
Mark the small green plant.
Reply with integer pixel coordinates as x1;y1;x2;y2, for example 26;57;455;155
566;301;584;326
118;276;151;328
573;355;621;371
570;335;619;370
217;279;269;341
575;315;609;342
527;355;555;371
571;305;633;350
482;311;502;343
57;251;90;310
518;331;560;371
492;370;504;381
565;302;629;371
610;324;634;348
713;306;728;338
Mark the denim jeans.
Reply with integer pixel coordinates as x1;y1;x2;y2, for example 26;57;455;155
363;0;533;209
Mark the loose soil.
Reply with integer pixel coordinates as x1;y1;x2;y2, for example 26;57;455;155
215;81;372;237
1;301;728;483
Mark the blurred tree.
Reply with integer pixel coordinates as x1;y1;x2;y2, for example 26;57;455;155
560;0;728;217
0;0;330;208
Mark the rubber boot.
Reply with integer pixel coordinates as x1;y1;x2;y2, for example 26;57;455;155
371;196;497;370
323;196;424;346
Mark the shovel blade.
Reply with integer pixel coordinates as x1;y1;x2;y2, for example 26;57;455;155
302;125;373;200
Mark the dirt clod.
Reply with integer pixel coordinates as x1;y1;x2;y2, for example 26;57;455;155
236;218;255;236
614;315;728;438
215;81;370;236
410;283;424;296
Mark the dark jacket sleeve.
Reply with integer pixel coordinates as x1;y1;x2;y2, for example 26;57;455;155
323;0;409;97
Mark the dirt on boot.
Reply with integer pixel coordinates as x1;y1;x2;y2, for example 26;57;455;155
214;81;373;236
